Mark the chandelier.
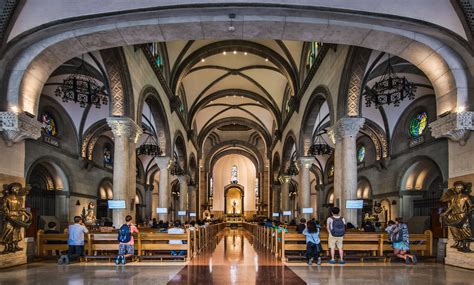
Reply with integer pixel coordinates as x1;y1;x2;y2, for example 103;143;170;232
364;55;416;108
170;157;184;176
308;133;333;156
55;55;108;108
286;160;299;176
136;134;162;157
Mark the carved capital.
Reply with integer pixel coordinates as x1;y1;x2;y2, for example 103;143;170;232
0;112;42;146
429;112;474;145
106;117;142;143
328;117;365;143
278;175;292;184
298;156;315;169
154;156;171;169
177;174;190;184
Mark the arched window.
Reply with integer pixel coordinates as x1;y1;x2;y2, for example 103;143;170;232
357;145;366;163
103;144;113;167
41;112;58;137
231;165;238;184
409;111;428;138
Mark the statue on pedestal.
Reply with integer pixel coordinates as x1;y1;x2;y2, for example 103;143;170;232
0;183;32;254
83;202;97;226
232;200;237;215
440;181;473;252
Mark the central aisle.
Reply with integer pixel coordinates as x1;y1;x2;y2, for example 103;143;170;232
168;228;306;284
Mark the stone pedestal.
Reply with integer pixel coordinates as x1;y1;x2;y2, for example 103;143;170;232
445;239;474;269
107;117;142;227
329;117;365;226
0;240;26;269
155;156;171;222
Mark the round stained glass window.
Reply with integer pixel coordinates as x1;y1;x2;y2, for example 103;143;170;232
41;112;57;137
409;111;428;138
357;145;366;163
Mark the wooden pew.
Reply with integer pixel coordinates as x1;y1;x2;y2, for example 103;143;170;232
36;230;69;258
382;230;433;257
137;231;191;261
84;233;137;262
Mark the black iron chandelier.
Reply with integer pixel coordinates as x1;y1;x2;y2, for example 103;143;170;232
170;157;184;176
136;134;162;157
286;160;299;176
308;133;333;156
364;55;416;108
55;55;108;108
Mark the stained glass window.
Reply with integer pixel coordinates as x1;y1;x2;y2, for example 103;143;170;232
41;112;57;137
307;42;321;68
357;145;366;163
231;165;238;184
103;144;113;166
409;111;428;138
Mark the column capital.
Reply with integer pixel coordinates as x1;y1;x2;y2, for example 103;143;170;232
0;112;42;146
278;175;292;184
328;117;365;143
106;117;142;143
298;156;316;169
177;174;190;184
154;156;171;169
429;111;474;145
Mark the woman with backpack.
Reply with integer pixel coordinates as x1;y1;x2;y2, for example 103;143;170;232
303;220;322;266
115;215;139;265
386;218;417;264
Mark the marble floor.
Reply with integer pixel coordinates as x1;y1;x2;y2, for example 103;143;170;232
0;229;472;285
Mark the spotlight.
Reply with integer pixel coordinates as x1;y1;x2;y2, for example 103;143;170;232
233;50;237;54
244;52;248;55
265;58;269;62
201;58;205;63
223;51;227;55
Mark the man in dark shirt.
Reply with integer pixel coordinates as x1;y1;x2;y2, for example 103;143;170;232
296;218;306;234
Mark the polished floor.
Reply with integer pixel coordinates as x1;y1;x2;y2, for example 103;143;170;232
0;229;473;285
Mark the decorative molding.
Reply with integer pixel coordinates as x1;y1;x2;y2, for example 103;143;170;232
0;112;42;146
298;157;316;169
429;111;474;144
106;117;142;143
154;156;171;169
347;48;372;117
278;175;292;184
0;0;19;45
328;117;365;143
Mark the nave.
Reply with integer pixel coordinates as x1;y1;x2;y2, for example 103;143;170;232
0;228;472;285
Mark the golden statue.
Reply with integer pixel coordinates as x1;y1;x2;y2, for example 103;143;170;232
0;183;32;254
440;181;473;252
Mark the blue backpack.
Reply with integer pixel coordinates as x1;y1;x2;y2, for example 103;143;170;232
330;217;346;237
118;224;131;243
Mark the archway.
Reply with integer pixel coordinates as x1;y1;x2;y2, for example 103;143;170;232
97;178;113;224
224;184;244;215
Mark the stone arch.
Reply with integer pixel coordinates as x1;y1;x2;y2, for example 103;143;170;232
173;130;187;171
0;5;469;121
206;140;263;173
223;183;245;215
188;152;198;185
272;152;281;184
137;85;172;156
299;85;335;156
397;156;445;192
356;176;373;200
282;131;298;170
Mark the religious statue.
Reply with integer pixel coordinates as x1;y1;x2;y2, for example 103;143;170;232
0;183;32;254
232;200;237;215
83;202;96;226
440;181;473;252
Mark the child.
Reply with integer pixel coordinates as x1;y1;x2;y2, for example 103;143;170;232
115;215;139;265
303;220;322;266
386;219;417;264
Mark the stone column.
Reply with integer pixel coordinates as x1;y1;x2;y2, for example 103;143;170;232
188;185;197;215
328;117;364;226
144;184;153;221
298;157;316;219
271;184;281;214
155;156;171;222
107;117;142;227
279;175;292;221
178;175;190;220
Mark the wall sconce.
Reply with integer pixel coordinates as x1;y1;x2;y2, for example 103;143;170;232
76;200;81;206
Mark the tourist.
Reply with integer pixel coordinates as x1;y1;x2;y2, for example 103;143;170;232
296;218;306;234
303;220;322;266
327;207;346;264
58;216;88;265
386;219;417;264
45;221;60;234
151;218;158;228
115;215;139;265
374;222;382;232
168;221;186;256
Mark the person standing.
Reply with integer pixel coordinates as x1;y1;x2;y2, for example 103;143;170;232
58;216;88;265
326;207;346;264
115;215;139;265
296;218;306;234
386;219;417;264
303;221;322;266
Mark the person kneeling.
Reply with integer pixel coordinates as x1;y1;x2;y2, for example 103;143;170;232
303;221;322;266
115;215;139;265
58;216;88;265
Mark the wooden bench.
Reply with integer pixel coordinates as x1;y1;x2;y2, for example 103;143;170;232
84;233;137;262
382;230;433;258
137;231;191;261
36;231;69;258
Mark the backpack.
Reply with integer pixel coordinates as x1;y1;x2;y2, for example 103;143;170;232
330;217;346;237
117;224;131;243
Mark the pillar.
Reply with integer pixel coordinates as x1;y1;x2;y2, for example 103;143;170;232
107;117;142;227
279;175;291;221
178;175;189;220
199;160;207;218
328;117;364;226
144;184;153;221
298;157;315;219
155;156;171;222
271;184;281;214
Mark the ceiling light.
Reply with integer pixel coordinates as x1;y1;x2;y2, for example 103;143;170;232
201;58;205;62
233;50;237;55
265;58;269;62
223;51;227;55
244;52;248;55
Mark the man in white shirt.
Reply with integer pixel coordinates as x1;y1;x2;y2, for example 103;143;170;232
326;207;346;264
168;222;186;256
